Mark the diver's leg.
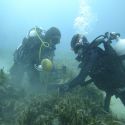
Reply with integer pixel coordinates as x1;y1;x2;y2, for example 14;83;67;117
10;63;24;84
104;92;112;112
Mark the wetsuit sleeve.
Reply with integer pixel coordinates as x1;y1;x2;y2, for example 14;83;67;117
67;48;99;90
68;66;90;90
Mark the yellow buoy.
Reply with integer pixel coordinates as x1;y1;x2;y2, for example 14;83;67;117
41;58;53;71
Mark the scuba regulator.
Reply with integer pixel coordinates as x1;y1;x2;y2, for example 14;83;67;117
92;32;120;44
104;32;120;41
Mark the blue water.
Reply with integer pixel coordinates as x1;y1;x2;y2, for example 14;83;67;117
1;0;125;120
0;0;125;68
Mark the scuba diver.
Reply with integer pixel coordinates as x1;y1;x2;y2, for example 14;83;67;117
10;26;62;86
60;32;125;112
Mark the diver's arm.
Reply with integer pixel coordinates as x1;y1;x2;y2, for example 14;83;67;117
66;59;94;91
68;68;89;90
59;49;98;93
68;48;99;90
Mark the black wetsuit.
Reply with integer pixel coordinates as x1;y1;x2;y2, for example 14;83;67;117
10;36;56;85
68;38;125;111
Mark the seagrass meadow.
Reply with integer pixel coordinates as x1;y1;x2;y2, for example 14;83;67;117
0;69;125;125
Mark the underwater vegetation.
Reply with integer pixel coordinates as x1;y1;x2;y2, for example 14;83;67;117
0;67;125;125
0;69;8;85
17;86;125;125
0;69;25;125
